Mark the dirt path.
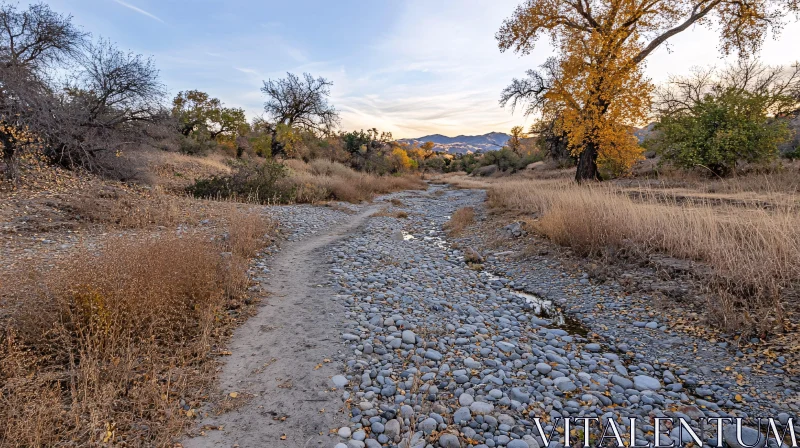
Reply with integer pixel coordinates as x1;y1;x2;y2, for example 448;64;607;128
183;206;378;448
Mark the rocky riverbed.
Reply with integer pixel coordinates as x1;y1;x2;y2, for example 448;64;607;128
323;184;798;448
184;183;797;448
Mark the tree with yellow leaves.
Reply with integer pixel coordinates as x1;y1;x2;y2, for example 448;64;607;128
389;147;416;172
498;0;799;181
508;126;527;155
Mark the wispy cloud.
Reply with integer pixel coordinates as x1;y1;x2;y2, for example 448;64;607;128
322;0;536;137
113;0;164;23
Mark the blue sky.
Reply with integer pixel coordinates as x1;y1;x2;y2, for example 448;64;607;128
37;1;800;138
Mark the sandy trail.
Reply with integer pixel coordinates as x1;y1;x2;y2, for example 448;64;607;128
184;206;377;448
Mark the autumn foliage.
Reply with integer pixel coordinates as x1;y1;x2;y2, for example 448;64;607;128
497;0;800;181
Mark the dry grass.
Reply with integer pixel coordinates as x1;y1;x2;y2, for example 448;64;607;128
485;178;800;334
433;173;492;190
137;148;233;192
227;209;275;259
63;186;184;229
628;160;800;194
443;207;475;235
0;212;272;446
284;159;427;203
371;207;409;219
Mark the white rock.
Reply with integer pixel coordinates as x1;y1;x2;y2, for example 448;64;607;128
469;401;494;415
332;375;349;387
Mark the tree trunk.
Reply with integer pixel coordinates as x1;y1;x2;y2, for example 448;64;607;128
1;132;17;182
575;141;600;182
269;128;282;158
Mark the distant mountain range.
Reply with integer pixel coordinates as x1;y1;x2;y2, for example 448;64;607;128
398;132;511;154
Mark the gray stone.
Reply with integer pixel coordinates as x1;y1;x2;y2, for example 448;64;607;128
723;424;766;448
332;375;349;387
453;407;472;424
509;387;530;404
554;377;577;392
459;393;474;407
384;419;401;439
470;401;494;415
633;375;662;391
424;349;443;361
611;375;633;389
419;417;437;435
497;341;516;352
439;434;461;448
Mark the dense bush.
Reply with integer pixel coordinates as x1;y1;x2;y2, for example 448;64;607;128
188;158;426;204
188;159;295;203
0;213;272;445
450;146;545;176
651;61;799;177
653;89;790;176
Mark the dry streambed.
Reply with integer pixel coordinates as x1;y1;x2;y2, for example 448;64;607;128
327;185;797;448
186;185;798;448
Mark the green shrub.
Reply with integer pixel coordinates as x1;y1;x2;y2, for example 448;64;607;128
654;89;791;176
187;159;295;203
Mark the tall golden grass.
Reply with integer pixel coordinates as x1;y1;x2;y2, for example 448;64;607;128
443;207;476;235
486;178;800;333
283;159;427;203
64;186;184;228
0;212;273;446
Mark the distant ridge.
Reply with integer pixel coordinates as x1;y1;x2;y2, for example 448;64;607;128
398;132;511;154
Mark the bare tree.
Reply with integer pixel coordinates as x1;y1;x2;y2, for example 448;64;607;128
500;57;560;117
47;38;165;169
0;2;86;69
0;1;85;180
530;115;572;163
502;58;573;164
0;1;165;181
656;60;800;117
261;72;339;157
0;64;52;179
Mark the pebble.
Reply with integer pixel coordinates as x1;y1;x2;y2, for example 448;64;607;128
438;434;461;448
332;375;348;388
291;186;798;448
723;424;766;448
633;375;662;391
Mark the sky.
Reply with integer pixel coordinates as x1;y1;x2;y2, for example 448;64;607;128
35;0;800;139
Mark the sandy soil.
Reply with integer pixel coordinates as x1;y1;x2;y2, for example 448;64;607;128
183;206;379;448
